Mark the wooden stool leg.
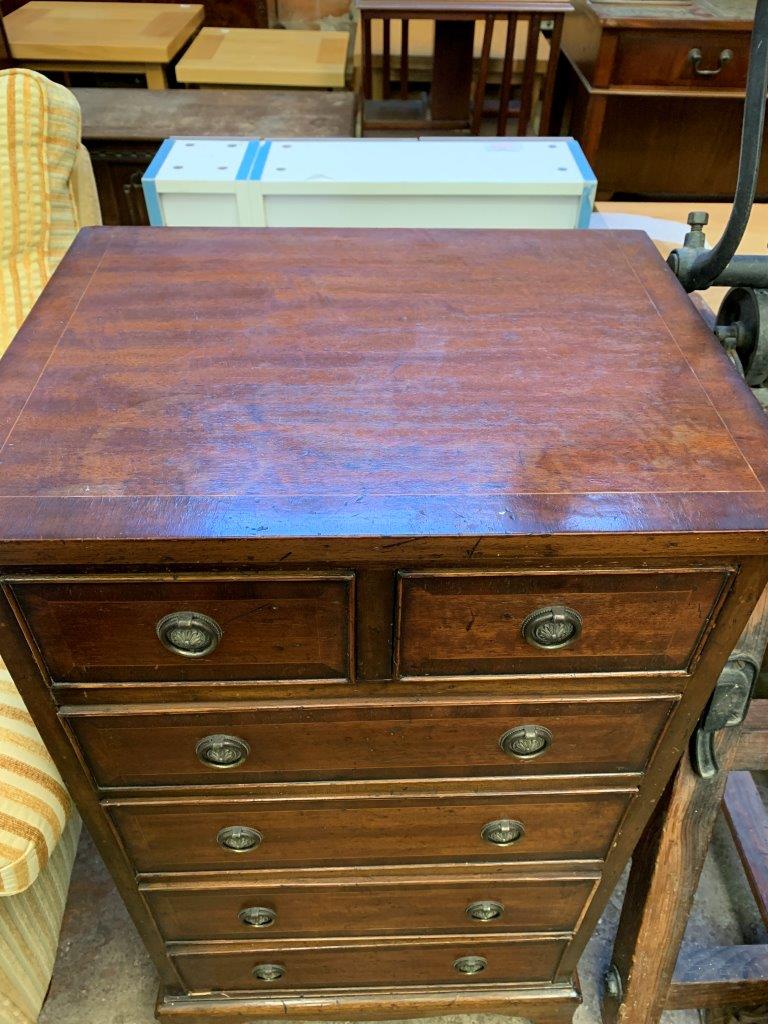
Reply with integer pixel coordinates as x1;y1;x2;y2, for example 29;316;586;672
538;12;563;134
382;18;391;100
399;18;409;100
496;14;517;135
144;64;168;89
471;14;494;135
604;587;768;1024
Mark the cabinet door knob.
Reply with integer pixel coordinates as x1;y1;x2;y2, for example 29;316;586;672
521;605;582;649
453;956;488;975
499;725;553;759
252;963;285;982
481;818;525;846
196;734;250;769
216;825;262;852
466;900;504;922
688;46;733;76
156;611;222;657
239;906;277;928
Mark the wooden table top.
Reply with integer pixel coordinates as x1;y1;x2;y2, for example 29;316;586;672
73;87;356;140
595;201;768;312
356;0;572;15
175;27;349;87
4;1;204;63
579;0;754;30
1;226;768;561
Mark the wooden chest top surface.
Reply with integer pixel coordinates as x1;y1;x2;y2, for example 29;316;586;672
1;226;768;554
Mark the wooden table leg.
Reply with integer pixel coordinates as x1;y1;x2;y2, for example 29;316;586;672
603;586;768;1024
144;64;168;89
431;19;474;124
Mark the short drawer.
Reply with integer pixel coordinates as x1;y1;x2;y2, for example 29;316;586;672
8;574;353;683
66;696;676;787
169;934;569;992
396;568;732;678
144;871;598;941
611;30;749;89
107;786;634;872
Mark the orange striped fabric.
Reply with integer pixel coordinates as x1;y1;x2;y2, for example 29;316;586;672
0;811;80;1024
0;659;72;896
0;68;83;356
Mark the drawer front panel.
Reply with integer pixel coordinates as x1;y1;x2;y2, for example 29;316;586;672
170;935;569;991
396;569;732;677
68;697;676;787
108;789;633;872
612;31;749;89
145;875;597;941
9;576;353;683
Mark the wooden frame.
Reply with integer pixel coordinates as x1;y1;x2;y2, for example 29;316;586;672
357;1;569;135
603;589;768;1024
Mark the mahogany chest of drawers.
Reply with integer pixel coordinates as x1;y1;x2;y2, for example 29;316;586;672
2;227;768;1023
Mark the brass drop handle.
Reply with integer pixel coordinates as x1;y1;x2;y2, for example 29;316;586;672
196;734;250;769
217;825;262;852
156;611;222;657
466;900;504;922
521;605;582;649
453;956;488;975
688;47;733;76
499;724;552;760
253;963;285;982
239;906;277;928
481;818;525;846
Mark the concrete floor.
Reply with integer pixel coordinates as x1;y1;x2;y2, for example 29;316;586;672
37;801;767;1024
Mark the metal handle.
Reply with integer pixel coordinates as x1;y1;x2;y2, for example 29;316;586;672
481;818;525;846
688;46;733;76
466;900;504;922
453;956;488;975
216;825;262;852
196;734;250;769
239;906;277;928
253;963;285;982
156;611;222;658
499;725;552;759
521;605;582;650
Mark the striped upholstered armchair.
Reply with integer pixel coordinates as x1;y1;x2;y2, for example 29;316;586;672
0;68;100;1024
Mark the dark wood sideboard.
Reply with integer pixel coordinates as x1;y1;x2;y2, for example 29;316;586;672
74;88;356;225
1;226;768;1022
556;0;767;199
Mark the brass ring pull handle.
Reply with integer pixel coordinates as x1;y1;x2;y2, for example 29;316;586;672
239;906;277;928
481;818;525;846
252;963;285;982
196;734;250;769
156;611;222;657
453;956;488;975
499;724;553;760
688;47;733;76
216;825;262;852
466;900;504;922
521;605;582;649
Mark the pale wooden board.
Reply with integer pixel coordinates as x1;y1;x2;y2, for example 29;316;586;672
175;27;349;87
5;1;204;63
596;201;768;313
353;16;550;77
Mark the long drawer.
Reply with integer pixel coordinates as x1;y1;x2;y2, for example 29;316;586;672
144;871;598;941
8;574;354;683
169;934;570;992
107;787;634;872
66;696;676;787
396;568;733;677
